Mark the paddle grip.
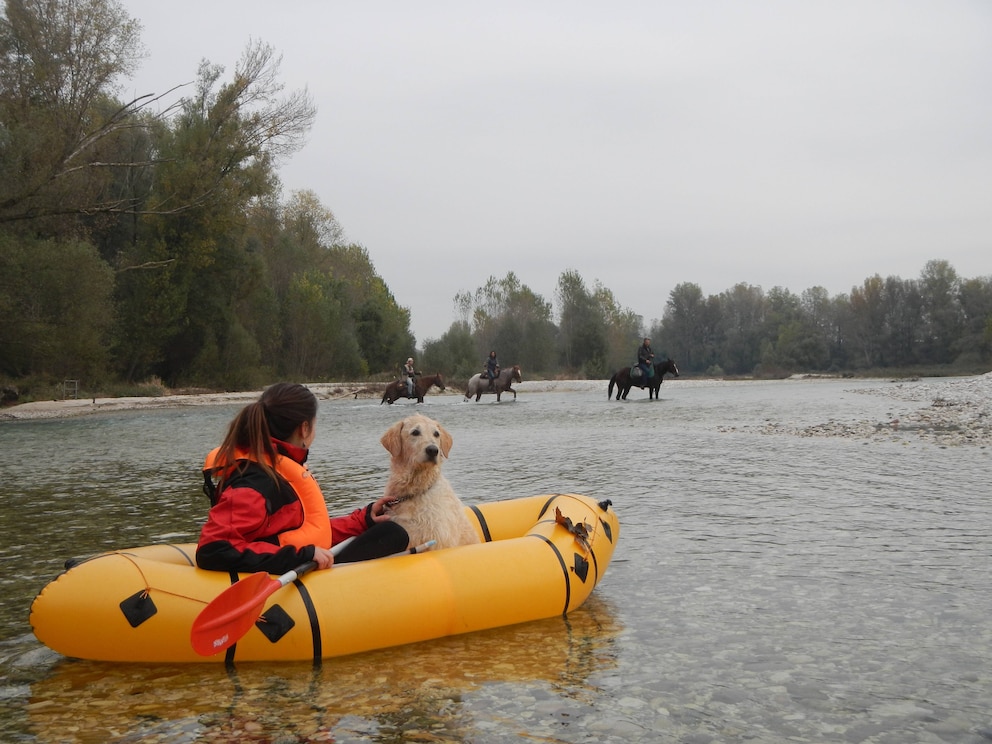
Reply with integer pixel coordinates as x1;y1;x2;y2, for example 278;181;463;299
278;560;317;587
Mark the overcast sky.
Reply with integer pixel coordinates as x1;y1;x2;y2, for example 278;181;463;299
122;0;991;344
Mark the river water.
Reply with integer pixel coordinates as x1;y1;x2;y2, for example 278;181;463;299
0;378;989;743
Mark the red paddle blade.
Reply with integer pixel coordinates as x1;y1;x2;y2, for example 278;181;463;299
190;572;278;656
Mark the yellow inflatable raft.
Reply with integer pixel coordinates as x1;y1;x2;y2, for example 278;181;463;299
30;493;619;663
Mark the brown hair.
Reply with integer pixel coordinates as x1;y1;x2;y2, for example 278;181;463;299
215;382;318;484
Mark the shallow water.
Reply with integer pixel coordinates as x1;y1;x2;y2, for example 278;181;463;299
1;378;990;743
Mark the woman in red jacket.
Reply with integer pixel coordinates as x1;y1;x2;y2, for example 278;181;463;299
196;382;408;574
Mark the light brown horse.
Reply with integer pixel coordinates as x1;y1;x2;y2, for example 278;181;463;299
464;365;523;402
381;373;446;404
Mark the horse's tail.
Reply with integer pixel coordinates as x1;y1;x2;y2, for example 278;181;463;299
608;374;616;399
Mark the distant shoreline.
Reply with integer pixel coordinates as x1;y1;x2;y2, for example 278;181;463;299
0;377;783;420
3;375;990;449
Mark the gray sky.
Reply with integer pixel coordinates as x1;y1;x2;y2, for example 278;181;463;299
123;0;991;344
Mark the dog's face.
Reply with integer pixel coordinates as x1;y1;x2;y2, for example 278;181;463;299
380;415;453;465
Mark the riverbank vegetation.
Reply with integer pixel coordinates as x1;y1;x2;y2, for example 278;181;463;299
2;1;989;406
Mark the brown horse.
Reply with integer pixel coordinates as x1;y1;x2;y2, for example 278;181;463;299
608;359;679;400
464;365;523;402
381;373;446;404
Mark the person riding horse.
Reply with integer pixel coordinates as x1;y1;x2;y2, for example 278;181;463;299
404;357;417;397
636;338;654;380
485;351;499;390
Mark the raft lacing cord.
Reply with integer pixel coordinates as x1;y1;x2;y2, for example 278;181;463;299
112;550;212;606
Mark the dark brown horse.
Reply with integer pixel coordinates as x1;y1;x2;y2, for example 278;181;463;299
464;365;523;402
608;359;679;400
381;373;446;404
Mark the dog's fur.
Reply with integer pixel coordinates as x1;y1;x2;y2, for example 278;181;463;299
380;415;480;550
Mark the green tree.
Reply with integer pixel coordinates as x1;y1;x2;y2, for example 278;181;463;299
879;276;923;367
846;275;886;368
659;282;708;372
114;41;315;384
324;244;413;374
555;270;607;375
955;276;992;364
421;321;477;379
716;283;767;374
760;286;831;372
592;283;641;374
800;286;841;369
0;233;113;378
918;259;962;364
282;270;363;379
0;0;147;225
467;272;553;372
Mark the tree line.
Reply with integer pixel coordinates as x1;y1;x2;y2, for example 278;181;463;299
651;261;992;376
2;1;989;400
420;260;992;380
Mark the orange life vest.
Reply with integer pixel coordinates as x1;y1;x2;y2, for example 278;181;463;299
203;446;331;549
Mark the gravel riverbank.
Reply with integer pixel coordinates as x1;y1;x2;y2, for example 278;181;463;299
719;372;992;447
3;374;990;448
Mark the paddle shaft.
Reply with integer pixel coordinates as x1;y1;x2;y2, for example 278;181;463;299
190;537;355;654
214;536;355;623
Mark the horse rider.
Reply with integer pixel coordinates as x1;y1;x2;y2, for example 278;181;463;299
404;357;417;397
636;337;654;380
485;350;500;390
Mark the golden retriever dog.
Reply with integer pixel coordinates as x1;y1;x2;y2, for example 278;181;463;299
379;414;480;550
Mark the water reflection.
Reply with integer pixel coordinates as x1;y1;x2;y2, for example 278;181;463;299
27;597;620;742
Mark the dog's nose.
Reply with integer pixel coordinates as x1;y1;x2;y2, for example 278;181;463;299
426;444;439;459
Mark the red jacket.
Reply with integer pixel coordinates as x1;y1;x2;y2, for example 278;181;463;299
196;439;373;574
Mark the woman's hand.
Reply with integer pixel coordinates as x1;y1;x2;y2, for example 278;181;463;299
312;546;335;569
369;495;394;523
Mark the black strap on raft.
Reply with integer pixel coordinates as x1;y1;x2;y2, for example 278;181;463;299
597;500;615;543
534;535;572;615
572;552;590;582
256;604;296;642
468;505;493;542
295;581;322;659
119;590;158;628
599;518;614;544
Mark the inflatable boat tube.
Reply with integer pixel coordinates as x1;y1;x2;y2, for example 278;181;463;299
30;493;619;663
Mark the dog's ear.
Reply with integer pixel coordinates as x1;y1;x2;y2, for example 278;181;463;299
437;423;453;459
380;420;404;457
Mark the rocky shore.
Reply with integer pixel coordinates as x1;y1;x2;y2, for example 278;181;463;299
725;372;992;447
